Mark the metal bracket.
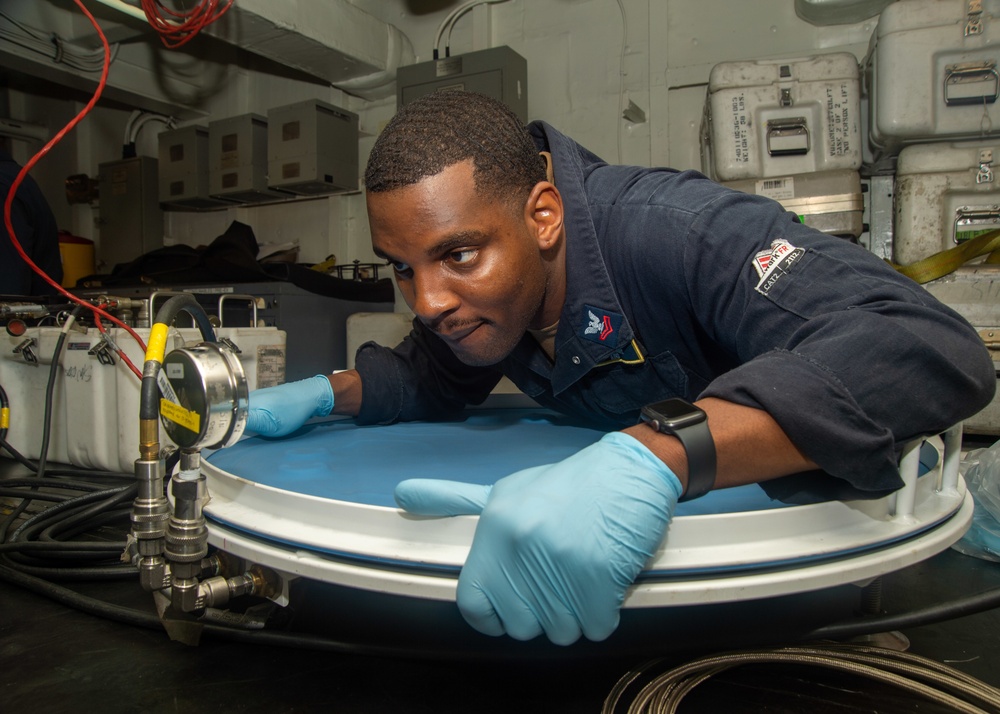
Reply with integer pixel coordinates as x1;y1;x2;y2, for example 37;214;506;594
12;338;37;365
979;327;1000;351
977;148;995;184
966;0;984;36
88;337;117;366
217;336;241;355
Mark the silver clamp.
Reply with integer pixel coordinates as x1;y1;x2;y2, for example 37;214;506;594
13;338;37;365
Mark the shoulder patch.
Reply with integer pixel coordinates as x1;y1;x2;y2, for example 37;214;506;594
754;239;804;295
752;239;795;278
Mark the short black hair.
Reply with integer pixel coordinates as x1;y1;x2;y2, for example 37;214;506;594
364;90;547;208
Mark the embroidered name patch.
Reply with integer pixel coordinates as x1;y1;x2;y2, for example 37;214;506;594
753;239;804;295
580;305;622;348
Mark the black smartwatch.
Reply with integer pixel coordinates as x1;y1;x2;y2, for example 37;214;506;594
639;398;716;501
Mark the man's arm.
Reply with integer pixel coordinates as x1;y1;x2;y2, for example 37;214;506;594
623;397;817;495
327;370;362;416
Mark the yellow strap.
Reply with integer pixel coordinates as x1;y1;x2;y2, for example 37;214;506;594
891;228;1000;284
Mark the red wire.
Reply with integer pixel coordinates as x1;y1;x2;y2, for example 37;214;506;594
140;0;235;49
2;0;146;379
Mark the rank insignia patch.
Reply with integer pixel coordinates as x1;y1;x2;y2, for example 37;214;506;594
581;305;622;347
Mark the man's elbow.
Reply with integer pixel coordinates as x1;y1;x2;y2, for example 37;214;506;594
958;343;997;419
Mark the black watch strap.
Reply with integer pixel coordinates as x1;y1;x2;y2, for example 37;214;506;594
670;419;716;501
640;399;717;501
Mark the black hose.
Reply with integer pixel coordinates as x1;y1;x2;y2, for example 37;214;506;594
41;507;131;542
0;488;68;502
0;380;8;441
8;484;135;543
0;541;125;554
0;435;131;480
141;294;217;421
806;585;1000;641
0;478;110;492
0;562;549;661
152;293;215;343
36;485;136;541
139;374;159;421
0;306;83;543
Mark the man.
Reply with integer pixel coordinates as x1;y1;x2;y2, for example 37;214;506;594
247;90;995;645
1;146;63;295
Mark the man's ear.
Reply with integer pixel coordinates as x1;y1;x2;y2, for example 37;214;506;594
525;181;564;251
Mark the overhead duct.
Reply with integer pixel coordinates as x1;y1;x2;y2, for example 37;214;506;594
87;0;414;100
201;0;415;100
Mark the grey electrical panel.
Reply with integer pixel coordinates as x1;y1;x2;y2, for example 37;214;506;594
267;99;359;196
97;156;163;271
208;113;286;203
396;46;528;122
158;125;233;209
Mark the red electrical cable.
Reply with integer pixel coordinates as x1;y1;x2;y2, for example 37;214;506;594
140;0;235;49
2;0;146;379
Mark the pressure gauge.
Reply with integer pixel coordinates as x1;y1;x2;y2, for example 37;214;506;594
159;340;248;450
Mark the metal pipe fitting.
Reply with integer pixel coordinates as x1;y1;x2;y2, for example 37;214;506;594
131;457;171;592
166;474;211;612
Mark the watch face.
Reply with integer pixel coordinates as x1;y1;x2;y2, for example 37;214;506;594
641;398;706;429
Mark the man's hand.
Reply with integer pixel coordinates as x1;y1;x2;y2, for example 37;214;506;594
394;431;682;645
246;375;334;437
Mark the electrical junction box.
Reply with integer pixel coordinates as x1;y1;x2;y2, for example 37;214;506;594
208;113;287;203
396;45;528;123
267;99;359;196
158;125;235;209
97;156;164;272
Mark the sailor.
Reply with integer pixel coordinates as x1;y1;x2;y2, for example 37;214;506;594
1;147;63;295
246;90;995;645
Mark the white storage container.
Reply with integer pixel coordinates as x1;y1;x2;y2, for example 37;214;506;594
723;169;865;238
894;139;1000;264
923;266;1000;434
0;326;286;473
703;53;862;181
866;0;1000;155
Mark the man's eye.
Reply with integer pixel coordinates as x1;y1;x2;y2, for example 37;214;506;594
385;259;410;273
449;249;476;265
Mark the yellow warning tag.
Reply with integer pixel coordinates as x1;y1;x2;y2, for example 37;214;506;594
160;398;200;433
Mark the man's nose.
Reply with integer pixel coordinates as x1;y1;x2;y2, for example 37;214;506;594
409;271;459;322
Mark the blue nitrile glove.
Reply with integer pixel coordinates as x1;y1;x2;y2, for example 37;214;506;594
245;375;334;437
394;431;683;645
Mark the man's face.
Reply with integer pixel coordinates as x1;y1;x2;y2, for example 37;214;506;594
367;159;551;367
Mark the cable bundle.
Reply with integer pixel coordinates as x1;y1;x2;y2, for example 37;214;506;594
140;0;235;49
603;643;1000;714
0;306;137;582
0;10;119;73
